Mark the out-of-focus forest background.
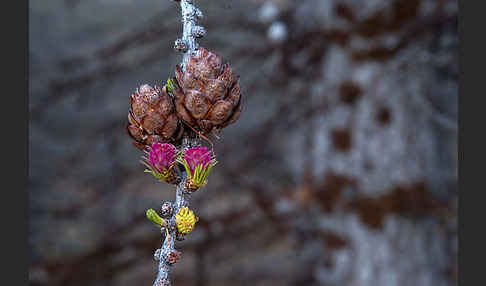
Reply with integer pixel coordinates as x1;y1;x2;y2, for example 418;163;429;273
29;0;458;285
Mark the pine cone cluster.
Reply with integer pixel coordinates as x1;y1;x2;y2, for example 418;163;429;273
172;47;242;134
126;47;242;150
127;84;182;150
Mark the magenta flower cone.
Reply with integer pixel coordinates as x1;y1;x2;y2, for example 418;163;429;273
143;143;180;184
177;146;217;191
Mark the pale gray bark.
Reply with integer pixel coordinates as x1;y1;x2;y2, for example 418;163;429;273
174;0;205;71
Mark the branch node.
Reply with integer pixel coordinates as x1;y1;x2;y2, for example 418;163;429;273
161;201;174;218
174;38;188;52
165;250;182;265
192;26;206;38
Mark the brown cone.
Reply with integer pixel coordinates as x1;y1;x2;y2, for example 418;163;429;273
171;47;242;135
126;84;182;150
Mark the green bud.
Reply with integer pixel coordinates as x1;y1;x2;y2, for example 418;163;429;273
146;209;167;227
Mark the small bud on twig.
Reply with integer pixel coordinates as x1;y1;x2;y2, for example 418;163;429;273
161;202;174;218
165;250;181;265
174;38;188;52
176;232;185;241
192;26;206;38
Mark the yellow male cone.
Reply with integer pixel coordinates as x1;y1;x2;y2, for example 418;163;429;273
175;207;198;235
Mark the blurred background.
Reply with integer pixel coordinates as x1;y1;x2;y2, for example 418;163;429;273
29;0;458;285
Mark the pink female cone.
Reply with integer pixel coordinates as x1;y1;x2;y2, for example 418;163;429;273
177;147;217;191
143;143;180;184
